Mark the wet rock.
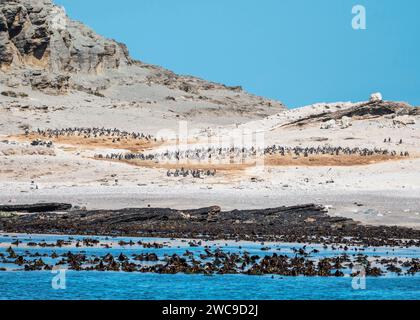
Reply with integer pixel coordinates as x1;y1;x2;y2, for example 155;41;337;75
1;203;420;247
133;253;159;262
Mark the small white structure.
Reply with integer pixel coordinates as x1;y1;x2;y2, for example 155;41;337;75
370;92;383;103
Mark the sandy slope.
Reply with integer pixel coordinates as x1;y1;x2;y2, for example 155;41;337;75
0;98;419;229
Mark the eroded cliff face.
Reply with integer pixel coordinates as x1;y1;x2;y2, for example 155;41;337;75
0;0;132;73
0;0;285;115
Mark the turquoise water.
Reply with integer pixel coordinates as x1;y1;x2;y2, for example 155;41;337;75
1;272;420;300
1;234;420;300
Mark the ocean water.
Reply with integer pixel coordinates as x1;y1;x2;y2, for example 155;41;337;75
1;271;420;300
0;234;419;300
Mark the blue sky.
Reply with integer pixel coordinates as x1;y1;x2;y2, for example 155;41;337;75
54;0;419;108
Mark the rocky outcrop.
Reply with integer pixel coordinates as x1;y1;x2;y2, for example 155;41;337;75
24;70;69;92
287;100;419;128
393;115;416;126
0;202;72;213
0;0;132;73
2;204;420;246
0;0;285;112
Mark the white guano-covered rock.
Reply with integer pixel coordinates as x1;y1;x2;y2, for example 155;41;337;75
320;119;337;129
340;116;352;129
370;92;383;102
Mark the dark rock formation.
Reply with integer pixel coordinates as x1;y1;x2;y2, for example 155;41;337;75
0;202;72;213
1;203;420;246
0;0;132;73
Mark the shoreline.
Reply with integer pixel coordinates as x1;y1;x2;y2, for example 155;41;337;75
2;186;419;229
1;203;420;247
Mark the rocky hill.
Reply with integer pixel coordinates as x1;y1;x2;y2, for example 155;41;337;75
0;0;132;73
0;0;284;134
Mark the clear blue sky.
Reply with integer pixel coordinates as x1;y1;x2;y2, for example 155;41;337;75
54;0;420;108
